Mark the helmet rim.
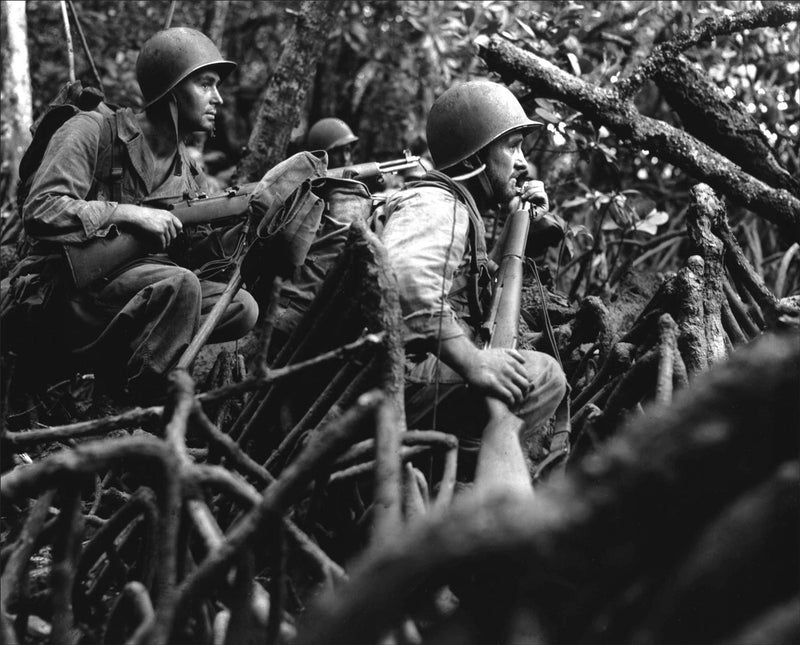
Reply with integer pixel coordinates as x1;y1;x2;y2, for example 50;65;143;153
426;80;541;170
136;27;236;108
142;60;236;108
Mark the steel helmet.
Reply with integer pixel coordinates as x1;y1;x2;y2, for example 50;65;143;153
136;27;236;108
426;80;540;170
307;118;359;151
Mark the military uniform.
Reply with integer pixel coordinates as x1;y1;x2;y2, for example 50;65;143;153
11;59;257;399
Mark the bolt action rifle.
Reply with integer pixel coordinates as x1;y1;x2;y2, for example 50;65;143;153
473;199;570;495
325;149;422;183
61;152;421;289
472;199;537;497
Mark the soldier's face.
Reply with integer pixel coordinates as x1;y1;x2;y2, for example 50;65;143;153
482;131;528;205
174;69;222;133
328;143;354;169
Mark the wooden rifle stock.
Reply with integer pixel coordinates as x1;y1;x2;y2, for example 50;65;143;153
61;153;417;289
473;204;534;496
63;183;258;288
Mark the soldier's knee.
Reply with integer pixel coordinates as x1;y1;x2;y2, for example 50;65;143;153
232;289;259;336
520;350;567;409
171;268;203;301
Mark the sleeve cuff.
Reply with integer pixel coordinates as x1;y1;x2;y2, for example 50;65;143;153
81;201;119;238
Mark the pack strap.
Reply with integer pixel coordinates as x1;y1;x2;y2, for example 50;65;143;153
406;170;491;325
109;111;124;203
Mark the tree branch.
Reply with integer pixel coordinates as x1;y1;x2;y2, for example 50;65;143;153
477;36;800;242
617;2;800;99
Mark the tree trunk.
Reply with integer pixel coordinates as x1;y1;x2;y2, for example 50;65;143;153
205;0;230;53
1;0;33;208
236;0;345;183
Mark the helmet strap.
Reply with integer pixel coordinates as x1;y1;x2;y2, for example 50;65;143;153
168;94;182;144
465;153;495;207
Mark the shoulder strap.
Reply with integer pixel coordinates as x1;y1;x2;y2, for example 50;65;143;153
109;111;124;203
406;170;492;327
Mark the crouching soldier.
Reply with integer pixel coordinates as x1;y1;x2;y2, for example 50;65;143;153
378;81;567;493
6;28;258;402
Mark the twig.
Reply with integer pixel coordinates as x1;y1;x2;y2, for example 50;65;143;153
617;3;800;99
251;276;284;378
1;489;56;629
199;332;386;405
191;407;348;582
433;445;458;512
74;487;160;623
153;390;385;645
572;342;635;411
225;551;260;645
59;1;75;82
477;36;800;240
105;582;155;645
710;212;782;325
265;527;286;645
720;294;748;346
329;446;430;484
723;279;761;338
333;430;459;469
164;1;177;29
66;0;103;93
264;357;373;471
3;406;163;447
372;399;403;542
656;315;678;406
774;243;799;298
50;486;83;645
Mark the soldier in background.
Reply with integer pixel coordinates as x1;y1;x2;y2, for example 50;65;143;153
306;117;359;168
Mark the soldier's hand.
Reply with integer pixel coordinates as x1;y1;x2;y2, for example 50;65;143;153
510;179;549;215
464;348;531;408
114;204;183;250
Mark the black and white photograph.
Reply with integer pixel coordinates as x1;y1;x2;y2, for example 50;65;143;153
1;1;798;643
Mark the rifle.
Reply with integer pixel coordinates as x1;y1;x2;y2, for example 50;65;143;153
472;201;536;497
62;153;420;289
325;149;422;182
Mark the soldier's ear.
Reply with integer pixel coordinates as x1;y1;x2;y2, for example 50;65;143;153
463;154;482;170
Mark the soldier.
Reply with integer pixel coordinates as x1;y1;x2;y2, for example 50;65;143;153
306;117;359;168
379;80;567;491
12;27;258;402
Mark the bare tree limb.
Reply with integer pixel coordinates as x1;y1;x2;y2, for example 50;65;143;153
477;37;800;241
654;55;799;195
617;3;800;99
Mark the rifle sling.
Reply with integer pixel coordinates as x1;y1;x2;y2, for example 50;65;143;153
530;258;572;473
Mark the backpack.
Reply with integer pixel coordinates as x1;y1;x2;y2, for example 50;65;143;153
16;80;124;228
1;81;123;359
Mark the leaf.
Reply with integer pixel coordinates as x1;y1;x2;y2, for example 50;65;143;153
515;17;538;41
633;209;670;236
567;224;594;244
566;52;582;76
534;107;561;123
